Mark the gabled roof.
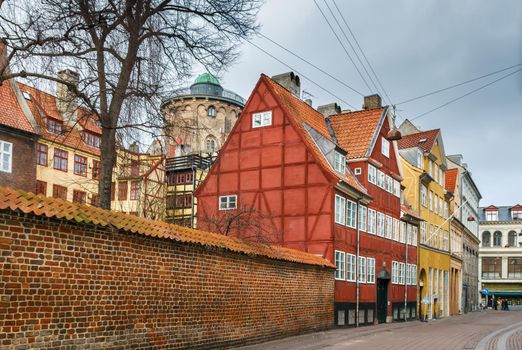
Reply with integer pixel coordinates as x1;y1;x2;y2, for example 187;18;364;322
484;205;498;211
263;75;367;195
0;79;36;133
328;108;385;159
0;186;334;268
397;129;440;152
445;168;458;193
511;204;522;211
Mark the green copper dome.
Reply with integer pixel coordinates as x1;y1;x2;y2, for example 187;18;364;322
193;72;221;86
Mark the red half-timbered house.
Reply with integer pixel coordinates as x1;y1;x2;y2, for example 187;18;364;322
196;72;416;326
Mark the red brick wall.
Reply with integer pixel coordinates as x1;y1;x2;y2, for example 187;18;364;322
0;128;36;192
0;210;334;349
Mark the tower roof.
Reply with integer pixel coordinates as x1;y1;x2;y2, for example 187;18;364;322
192;72;221;86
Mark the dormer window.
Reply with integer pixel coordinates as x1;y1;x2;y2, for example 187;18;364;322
512;211;522;220
83;132;101;148
416;149;423;168
381;137;390;158
47;118;63;135
486;211;498;221
334;151;346;174
252;111;272;128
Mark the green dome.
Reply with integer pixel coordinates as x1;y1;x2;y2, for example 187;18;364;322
193;72;221;86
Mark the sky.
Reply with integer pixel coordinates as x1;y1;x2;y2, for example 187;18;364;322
199;0;522;207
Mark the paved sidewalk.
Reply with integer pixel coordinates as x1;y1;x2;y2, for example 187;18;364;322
232;310;522;350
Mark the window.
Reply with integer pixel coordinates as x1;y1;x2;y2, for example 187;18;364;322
434;165;439;184
36;180;47;196
111;182;116;201
377;170;385;188
354;167;362;175
421;185;427;207
170;193;192;209
118;181;128;200
508;231;517;247
130;181;140;200
368;209;376;234
358;206;367;232
206;136;217;153
73;190;86;205
399;263;405;284
393;218;400;242
92;160;100;179
335;195;346;225
91;194;99;207
335;251;345;280
368;164;377;184
346;254;356;282
346;200;357;228
392;261;398;284
252;111;272;128
512;211;522;220
486;211;498;221
443;231;449;251
0;140;12;173
52;184;67;200
53;149;68;172
493;231;502;247
334;152;346;174
416;149;423;168
219;195;237;210
400;221;406;243
482;257;501;279
367;257;375;284
74;155;87;176
444;201;449;219
381;137;390;158
434;194;438;214
411;265;417;285
130;160;140;176
420;222;427;243
207;105;216;117
385;175;392;193
508;258;522;278
406;264;411;285
358;256;366;283
83;132;101;148
47;118;63;135
36;143;48;166
385;215;392;239
439;197;443;216
429;191;433;211
393;179;400;197
429;160;433;177
482;231;491;247
377;212;385;237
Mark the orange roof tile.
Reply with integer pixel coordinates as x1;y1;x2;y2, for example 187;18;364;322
263;75;367;195
0;186;334;268
329;108;384;159
445;168;458;193
0;80;36;133
401;203;422;220
397;129;440;152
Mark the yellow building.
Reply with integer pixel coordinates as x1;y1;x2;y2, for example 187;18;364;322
398;120;451;320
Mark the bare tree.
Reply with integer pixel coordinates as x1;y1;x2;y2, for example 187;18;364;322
0;0;261;209
199;205;282;244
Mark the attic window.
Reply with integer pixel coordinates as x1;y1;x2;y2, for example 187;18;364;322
418;138;427;143
252;111;272;128
22;91;31;100
334;151;346;174
512;211;522;220
47;118;63;135
381;137;390;158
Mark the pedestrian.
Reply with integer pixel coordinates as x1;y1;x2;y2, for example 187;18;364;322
505;299;510;311
494;297;498;310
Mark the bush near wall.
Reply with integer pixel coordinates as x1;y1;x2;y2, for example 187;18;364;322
0;187;334;349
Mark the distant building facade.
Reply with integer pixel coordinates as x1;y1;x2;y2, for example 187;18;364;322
479;205;522;307
161;73;244;226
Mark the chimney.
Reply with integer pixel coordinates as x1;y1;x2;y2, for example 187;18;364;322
317;102;341;118
363;94;382;110
271;72;301;98
304;99;312;106
56;69;80;125
129;141;140;153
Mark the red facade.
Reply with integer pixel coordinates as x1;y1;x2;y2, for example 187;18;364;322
196;74;417;325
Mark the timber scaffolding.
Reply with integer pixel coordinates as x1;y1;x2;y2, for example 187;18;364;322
165;153;216;228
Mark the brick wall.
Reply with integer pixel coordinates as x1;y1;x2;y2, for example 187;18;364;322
0;210;334;349
0;128;36;192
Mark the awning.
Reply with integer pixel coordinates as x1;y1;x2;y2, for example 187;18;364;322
481;291;522;297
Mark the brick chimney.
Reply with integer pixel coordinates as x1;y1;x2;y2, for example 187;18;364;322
56;69;80;126
363;94;382;110
271;72;301;98
317;102;341;118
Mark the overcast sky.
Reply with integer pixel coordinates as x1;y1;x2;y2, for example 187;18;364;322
202;0;521;207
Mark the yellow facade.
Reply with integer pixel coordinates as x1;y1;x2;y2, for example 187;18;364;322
400;134;452;320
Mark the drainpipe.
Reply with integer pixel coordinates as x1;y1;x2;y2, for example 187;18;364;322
404;219;408;321
356;199;361;328
418;178;424;321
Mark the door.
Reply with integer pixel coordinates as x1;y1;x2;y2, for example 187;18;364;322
377;278;388;323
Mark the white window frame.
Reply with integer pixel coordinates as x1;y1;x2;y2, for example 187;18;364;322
399;262;405;285
358;205;367;232
335;250;346;280
416;149;423;169
429;191;433;211
377;170;385;189
385;215;393;239
346;253;356;282
252;110;272;128
393;179;400;197
377;212;385;237
411;265;417;285
400;221;406;243
346;199;357;228
358;256;367;283
368;209;376;234
406;264;411;285
335;195;346;225
0;140;13;173
393;218;400;242
420;221;427;244
385;175;392;193
392;261;398;284
367;257;375;284
368;164;377;184
219;195;237;210
421;185;427;207
381;137;390;158
334;151;346;174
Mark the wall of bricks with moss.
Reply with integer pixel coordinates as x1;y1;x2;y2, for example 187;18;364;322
0;210;334;349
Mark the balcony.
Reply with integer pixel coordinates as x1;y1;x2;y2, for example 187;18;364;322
166;154;215;171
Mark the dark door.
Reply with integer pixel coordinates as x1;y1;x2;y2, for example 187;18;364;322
377;278;388;323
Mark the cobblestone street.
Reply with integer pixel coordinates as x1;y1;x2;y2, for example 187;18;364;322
234;310;522;350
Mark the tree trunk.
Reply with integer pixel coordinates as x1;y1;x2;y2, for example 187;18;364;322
98;126;117;209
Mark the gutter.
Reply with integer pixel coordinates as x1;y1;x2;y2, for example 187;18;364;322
356;198;361;328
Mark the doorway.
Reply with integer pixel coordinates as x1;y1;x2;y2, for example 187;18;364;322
377;278;388;324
